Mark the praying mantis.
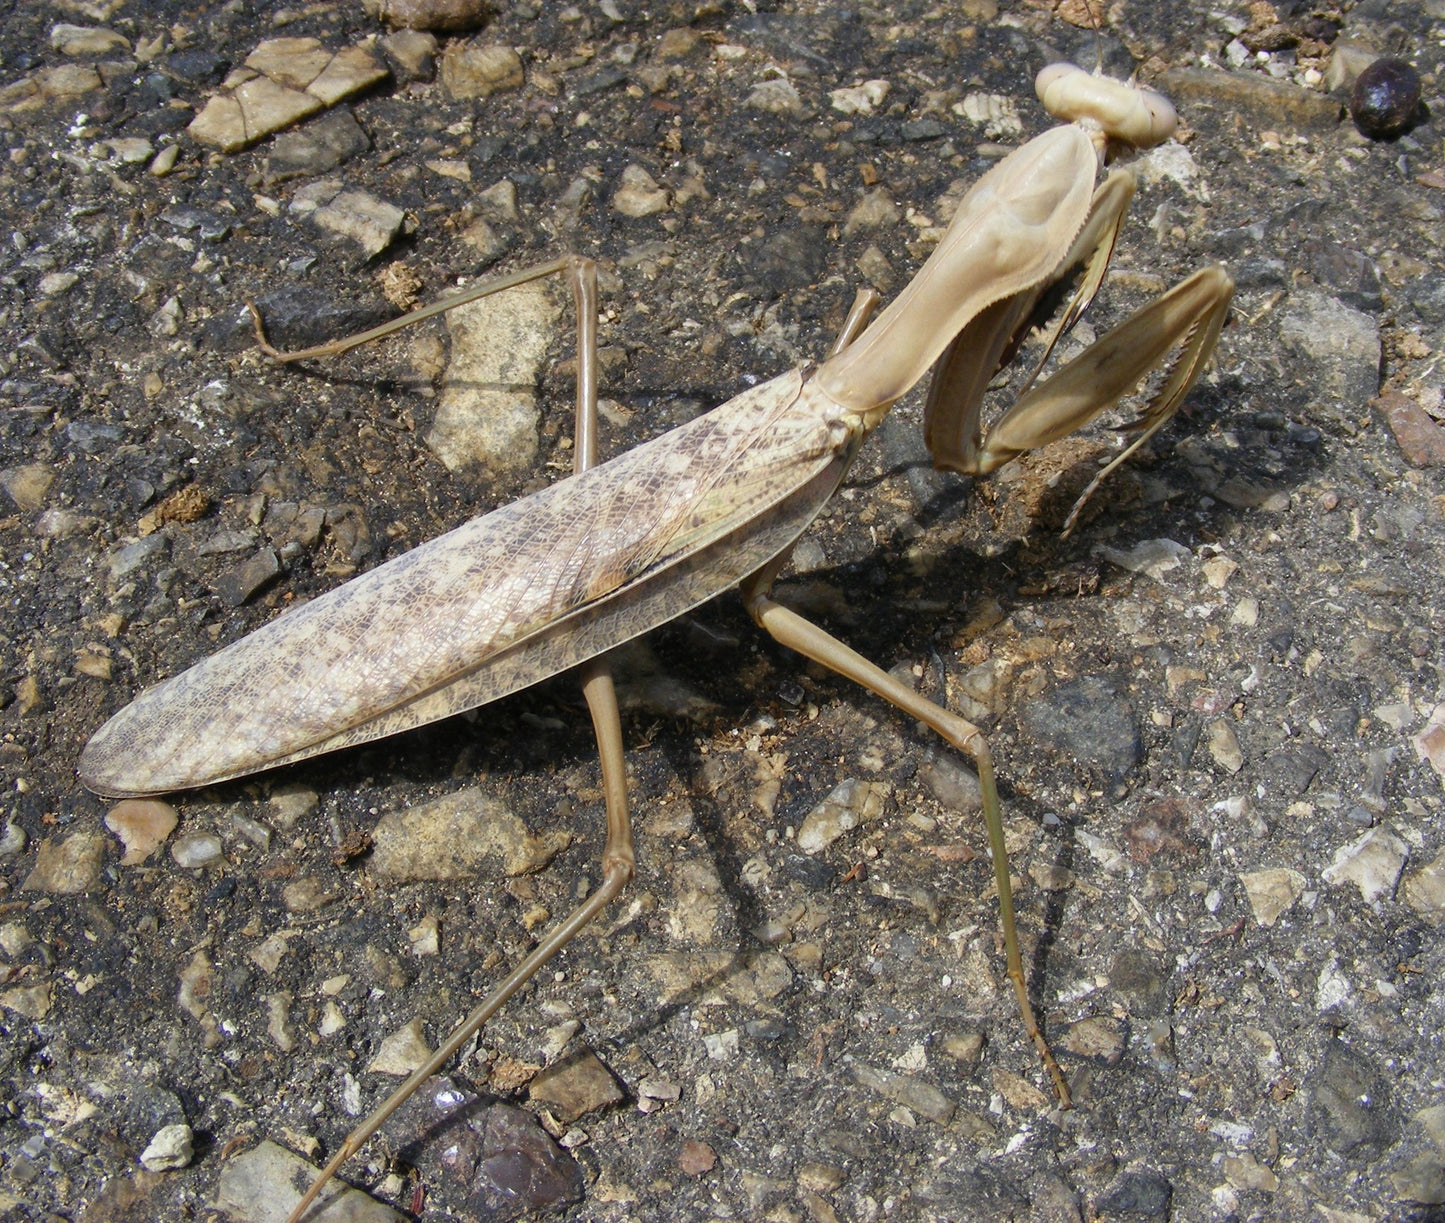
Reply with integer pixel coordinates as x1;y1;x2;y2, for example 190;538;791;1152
80;55;1232;1222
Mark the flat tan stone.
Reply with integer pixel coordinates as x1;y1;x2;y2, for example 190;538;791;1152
441;42;523;100
244;37;335;89
1240;867;1306;927
368;1017;433;1075
528;1050;625;1123
21;833;106;894
0;982;51;1021
0;64;103;113
214;1140;402;1221
310;188;405;257
189;79;321;152
50;24;131;57
189;38;388;151
308;43;390;104
1;464;56;512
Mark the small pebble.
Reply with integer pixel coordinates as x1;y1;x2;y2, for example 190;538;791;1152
296;187;405;260
703;1029;739;1061
796;778;887;854
538;1018;580;1063
1056;1017;1126;1066
745;77;808;118
171;832;223;869
105;798;178;865
1403;849;1445;921
830;79;889;115
382;1083;582;1215
1304;1040;1395;1156
0;463;55;512
1414;704;1445;778
408;913;439;956
21;834;106;894
265;993;296;1051
267;783;318;828
140;1123;193;1172
942;1031;985;1066
528;1050;625;1124
1200;555;1238;589
1097;1171;1173;1218
214;1141;399;1220
611;164;669;217
1094;537;1189;580
381;29;439;80
1316;957;1351;1010
281;876;337;912
148;144;179;176
919;754;982;812
637;1076;681;1110
368;1018;434;1075
0;982;52;1021
1207;719;1245;774
51;23;130;57
0;923;32;958
851;1062;956;1124
319;1001;347;1038
1350;57;1421;139
372;788;568;881
249;932;292;974
989;1068;1049;1111
1321;827;1407;903
1222;1153;1279;1193
364;0;490;33
798;1160;847;1193
440;41;523;100
678;1138;717;1176
1240;867;1305;927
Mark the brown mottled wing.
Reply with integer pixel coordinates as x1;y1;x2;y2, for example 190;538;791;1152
80;369;850;796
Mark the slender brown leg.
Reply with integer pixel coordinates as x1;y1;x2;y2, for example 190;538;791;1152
286;673;633;1221
285;256;638;1222
250;256;590;363
740;569;1071;1107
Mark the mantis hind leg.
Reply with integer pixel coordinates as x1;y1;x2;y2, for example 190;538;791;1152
250;254;596;364
739;566;1071;1108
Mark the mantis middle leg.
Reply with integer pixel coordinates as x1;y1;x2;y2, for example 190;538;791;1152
279;257;638;1223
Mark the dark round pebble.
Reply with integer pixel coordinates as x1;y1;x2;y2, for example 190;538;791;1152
1350;58;1422;140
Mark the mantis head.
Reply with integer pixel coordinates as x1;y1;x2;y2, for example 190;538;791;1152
1035;62;1177;158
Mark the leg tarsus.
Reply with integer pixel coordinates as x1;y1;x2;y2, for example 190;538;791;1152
284;847;634;1223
